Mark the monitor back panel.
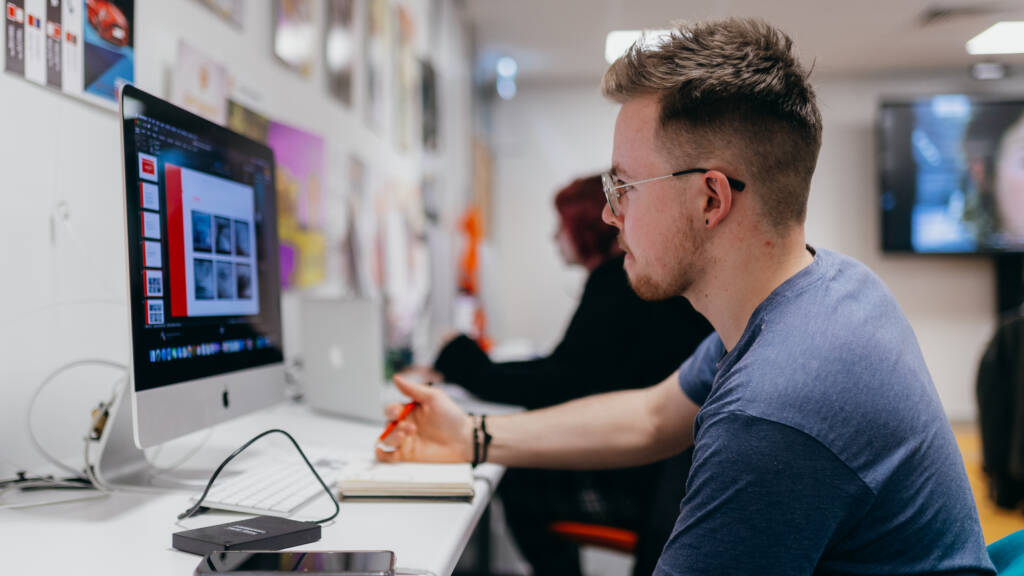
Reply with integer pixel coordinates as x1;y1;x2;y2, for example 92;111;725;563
300;298;387;423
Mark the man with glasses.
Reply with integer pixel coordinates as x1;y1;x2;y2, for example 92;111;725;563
377;18;993;575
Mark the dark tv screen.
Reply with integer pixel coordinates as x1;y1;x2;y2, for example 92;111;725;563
879;95;1024;253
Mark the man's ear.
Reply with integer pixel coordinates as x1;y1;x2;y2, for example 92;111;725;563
702;169;734;228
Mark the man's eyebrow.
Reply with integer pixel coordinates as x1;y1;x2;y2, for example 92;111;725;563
610;163;630;179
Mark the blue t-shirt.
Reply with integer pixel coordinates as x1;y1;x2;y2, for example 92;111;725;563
658;248;994;575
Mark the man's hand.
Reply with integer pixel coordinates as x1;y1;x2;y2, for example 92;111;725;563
396;365;445;386
375;375;474;463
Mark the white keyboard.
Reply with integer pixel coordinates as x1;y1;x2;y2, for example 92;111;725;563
192;461;341;517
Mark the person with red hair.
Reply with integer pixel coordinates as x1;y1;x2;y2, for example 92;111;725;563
428;174;711;576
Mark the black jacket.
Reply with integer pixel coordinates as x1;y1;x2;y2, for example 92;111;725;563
434;254;713;410
978;312;1024;508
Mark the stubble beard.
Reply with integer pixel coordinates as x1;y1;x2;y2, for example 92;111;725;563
623;215;703;301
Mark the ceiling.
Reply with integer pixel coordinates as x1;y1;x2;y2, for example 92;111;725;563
464;0;1024;83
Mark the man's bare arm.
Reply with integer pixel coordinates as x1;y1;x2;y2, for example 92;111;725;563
486;370;699;468
375;371;700;470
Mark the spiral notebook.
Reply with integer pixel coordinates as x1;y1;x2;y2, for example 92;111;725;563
334;459;475;501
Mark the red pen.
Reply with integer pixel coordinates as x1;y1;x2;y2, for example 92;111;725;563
378;401;419;442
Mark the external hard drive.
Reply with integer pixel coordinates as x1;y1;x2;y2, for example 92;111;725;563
172;515;322;556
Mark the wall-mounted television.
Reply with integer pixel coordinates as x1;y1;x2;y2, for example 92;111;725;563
879;95;1024;254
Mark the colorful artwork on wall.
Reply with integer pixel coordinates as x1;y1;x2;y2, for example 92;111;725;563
5;0;134;109
267;121;326;289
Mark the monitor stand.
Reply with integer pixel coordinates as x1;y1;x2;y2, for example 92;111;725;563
87;378;212;492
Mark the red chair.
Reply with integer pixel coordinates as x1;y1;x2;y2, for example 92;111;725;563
548;521;638;555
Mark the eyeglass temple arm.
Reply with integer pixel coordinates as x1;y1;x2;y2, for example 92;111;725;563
670;169;746;192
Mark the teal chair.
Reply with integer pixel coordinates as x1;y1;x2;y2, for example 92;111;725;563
989;529;1024;574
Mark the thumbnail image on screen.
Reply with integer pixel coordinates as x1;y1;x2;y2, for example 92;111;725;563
879;95;1024;253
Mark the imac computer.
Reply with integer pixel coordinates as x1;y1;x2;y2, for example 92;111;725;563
93;85;286;487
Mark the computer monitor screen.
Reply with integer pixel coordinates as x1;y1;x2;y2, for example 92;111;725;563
120;85;285;447
879;95;1024;253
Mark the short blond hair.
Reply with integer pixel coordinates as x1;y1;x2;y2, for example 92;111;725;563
603;18;822;229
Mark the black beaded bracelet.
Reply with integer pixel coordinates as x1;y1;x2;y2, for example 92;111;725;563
469;412;480;467
480;414;492;464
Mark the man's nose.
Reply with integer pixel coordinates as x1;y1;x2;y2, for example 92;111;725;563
601;202;621;227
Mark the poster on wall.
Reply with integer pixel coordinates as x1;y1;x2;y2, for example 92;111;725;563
82;0;133;102
393;5;416;151
324;0;354;106
272;0;314;78
364;0;390;134
171;40;228;124
24;0;45;84
6;0;26;76
267;121;326;289
226;99;269;143
380;182;430;375
225;101;325;290
421;60;438;152
195;0;243;28
4;0;133;109
345;155;379;298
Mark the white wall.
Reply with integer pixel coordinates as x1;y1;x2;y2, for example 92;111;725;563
0;0;474;477
483;84;620;351
484;72;1024;422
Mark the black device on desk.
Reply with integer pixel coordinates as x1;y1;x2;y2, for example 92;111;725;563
194;551;396;576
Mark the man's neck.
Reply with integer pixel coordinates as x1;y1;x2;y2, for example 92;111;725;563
687;229;814;351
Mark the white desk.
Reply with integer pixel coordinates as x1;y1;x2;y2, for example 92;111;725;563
0;402;503;576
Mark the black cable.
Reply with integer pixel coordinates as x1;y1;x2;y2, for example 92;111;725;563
0;472;93;490
177;429;340;525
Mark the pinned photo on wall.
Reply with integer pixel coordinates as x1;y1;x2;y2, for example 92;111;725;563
171;40;228;124
364;0;391;134
379;182;430;377
195;0;244;28
325;0;355;107
5;0;134;109
226;100;270;143
393;5;416;150
6;0;26;76
421;60;438;152
45;0;62;88
82;0;134;102
273;0;314;78
24;0;47;85
344;155;378;298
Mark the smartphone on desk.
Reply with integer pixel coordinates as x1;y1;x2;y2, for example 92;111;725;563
194;551;396;576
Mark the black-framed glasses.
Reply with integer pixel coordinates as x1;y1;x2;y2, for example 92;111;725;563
601;169;747;217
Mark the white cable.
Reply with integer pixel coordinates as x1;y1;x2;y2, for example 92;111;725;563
82;433;112;494
27;359;127;476
0;490;108;510
395;568;439;576
0;475;107;510
143;427;215;477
